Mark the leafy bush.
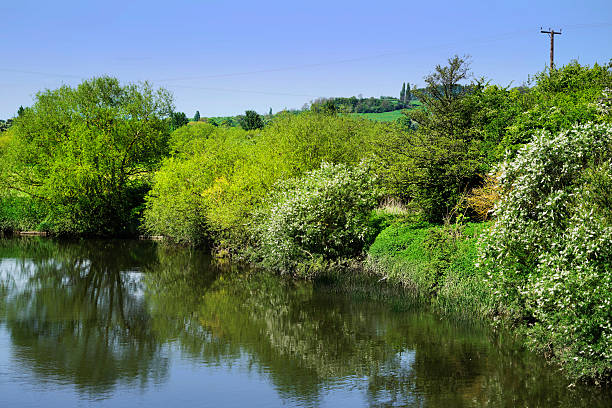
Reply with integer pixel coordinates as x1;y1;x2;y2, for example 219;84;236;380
0;196;46;231
479;122;612;382
251;162;380;276
499;61;612;156
143;125;250;244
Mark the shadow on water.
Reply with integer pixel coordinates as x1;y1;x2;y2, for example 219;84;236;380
0;237;611;407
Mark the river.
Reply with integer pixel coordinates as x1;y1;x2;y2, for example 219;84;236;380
0;237;610;407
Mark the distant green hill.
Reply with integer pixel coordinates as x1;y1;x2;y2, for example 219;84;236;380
350;110;405;122
350;101;422;122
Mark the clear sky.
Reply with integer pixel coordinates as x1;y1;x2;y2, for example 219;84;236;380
1;0;611;119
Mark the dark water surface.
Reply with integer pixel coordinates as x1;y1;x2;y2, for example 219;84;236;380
0;238;610;407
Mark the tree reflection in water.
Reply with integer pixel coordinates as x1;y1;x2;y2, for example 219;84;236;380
0;238;610;407
0;238;166;396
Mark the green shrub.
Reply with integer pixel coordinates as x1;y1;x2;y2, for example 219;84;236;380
0;196;46;231
144;112;386;245
251;162;380;276
143;125;250;244
479;122;612;382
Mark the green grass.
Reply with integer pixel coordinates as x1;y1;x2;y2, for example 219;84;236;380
350;102;423;122
351;110;406;122
365;221;492;317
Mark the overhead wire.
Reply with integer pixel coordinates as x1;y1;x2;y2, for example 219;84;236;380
1;23;610;98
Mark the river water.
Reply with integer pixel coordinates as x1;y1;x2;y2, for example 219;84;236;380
0;237;610;407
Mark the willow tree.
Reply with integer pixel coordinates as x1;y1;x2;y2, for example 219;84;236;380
0;76;174;234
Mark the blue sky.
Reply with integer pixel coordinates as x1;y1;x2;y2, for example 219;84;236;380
1;0;611;118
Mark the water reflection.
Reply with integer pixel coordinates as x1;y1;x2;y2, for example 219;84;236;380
0;239;166;397
0;238;610;407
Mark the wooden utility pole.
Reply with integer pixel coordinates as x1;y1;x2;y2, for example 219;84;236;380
540;27;562;70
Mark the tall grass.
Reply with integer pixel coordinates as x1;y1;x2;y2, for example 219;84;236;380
365;221;492;318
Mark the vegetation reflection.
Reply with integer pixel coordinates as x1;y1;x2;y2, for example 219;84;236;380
1;238;610;406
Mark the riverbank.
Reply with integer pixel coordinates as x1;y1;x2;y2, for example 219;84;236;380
358;216;611;386
364;221;492;319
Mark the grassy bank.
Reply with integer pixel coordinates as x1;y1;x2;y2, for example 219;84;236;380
365;220;492;319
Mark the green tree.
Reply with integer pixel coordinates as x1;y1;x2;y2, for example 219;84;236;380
405;83;412;103
311;100;338;115
377;55;483;222
238;110;264;130
17;106;25;117
193;110;200;121
170;111;189;130
0;76;173;234
400;83;406;104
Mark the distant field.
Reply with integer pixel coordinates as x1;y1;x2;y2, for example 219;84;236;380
351;110;405;122
350;102;421;122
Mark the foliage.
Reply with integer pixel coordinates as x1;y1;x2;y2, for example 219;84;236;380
374;55;487;222
167;121;217;153
479;122;612;382
499;60;612;157
0;76;173;234
465;173;501;221
193;110;200;121
0;196;45;231
367;221;491;315
143;125;249;245
310;99;338;115
310;94;412;114
170;111;189;130
0;119;13;132
237;110;264;130
251;162;381;276
144;112;386;245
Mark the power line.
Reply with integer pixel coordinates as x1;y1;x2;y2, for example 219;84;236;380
170;84;321;98
0;68;83;79
0;22;609;95
151;23;612;83
153;28;539;82
0;27;540;83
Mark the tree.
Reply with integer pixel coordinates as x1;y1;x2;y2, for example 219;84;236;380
410;55;472;138
400;83;406;104
377;55;482;222
238;110;264;130
311;100;338;115
194;110;200;121
0;76;174;234
405;83;412;103
269;107;273;116
17;105;25;117
170;112;189;130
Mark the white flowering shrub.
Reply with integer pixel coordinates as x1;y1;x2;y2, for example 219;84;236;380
479;122;612;382
252;162;380;276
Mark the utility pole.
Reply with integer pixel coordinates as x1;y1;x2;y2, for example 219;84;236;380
540;27;562;70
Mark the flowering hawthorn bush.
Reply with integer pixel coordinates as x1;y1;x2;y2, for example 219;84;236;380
252;162;380;276
479;122;612;382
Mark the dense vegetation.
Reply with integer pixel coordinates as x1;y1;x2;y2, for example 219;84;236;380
0;57;610;383
0;77;173;234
